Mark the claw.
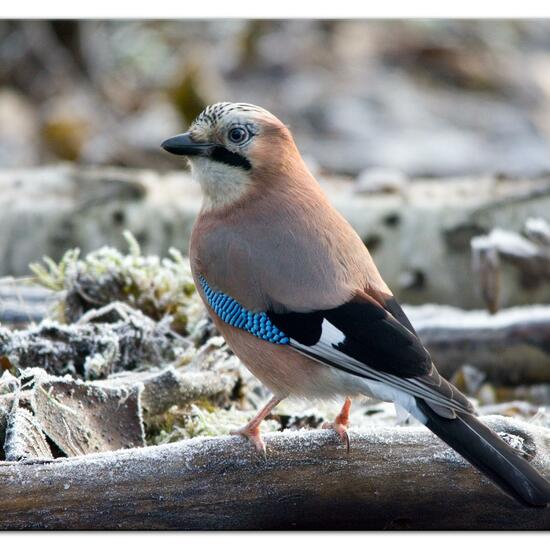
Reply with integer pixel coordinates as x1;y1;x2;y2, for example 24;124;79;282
322;397;352;452
230;425;267;457
322;420;350;452
228;395;281;458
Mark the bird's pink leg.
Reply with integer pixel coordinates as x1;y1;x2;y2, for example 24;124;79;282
322;397;352;452
230;395;282;455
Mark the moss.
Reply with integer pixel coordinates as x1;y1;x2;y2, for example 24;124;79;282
30;231;204;335
146;403;280;446
30;249;80;292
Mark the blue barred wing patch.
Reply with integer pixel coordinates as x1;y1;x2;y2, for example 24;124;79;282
199;276;289;345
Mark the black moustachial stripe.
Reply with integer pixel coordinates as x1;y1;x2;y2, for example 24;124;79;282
210;146;252;170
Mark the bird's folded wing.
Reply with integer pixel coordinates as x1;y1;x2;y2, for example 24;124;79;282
268;290;474;417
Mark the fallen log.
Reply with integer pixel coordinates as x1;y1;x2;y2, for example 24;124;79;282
409;305;550;385
0;416;549;529
99;367;237;416
0;281;54;327
471;219;550;313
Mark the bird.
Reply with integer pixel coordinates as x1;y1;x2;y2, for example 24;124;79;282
162;101;550;508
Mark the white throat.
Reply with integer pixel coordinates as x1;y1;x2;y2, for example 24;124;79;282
189;157;252;210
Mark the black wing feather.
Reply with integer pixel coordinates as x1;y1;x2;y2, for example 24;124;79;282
324;299;431;378
268;290;474;415
267;310;323;346
269;292;431;378
382;296;418;335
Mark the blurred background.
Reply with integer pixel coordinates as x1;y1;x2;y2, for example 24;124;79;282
1;20;550;309
2;19;550;176
0;19;549;308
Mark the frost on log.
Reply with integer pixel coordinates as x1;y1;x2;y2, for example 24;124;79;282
0;417;549;529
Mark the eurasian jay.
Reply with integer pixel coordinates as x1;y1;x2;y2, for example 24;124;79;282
162;102;550;507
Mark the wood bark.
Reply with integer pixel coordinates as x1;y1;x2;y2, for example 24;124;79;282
410;305;550;385
0;417;549;529
471;221;550;313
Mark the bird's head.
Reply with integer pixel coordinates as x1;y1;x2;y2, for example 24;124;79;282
161;102;303;209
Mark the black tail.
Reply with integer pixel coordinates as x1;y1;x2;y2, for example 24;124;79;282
417;399;550;507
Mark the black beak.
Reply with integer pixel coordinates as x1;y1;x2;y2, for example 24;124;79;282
161;132;214;156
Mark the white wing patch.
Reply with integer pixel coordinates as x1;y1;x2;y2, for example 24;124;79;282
290;318;469;418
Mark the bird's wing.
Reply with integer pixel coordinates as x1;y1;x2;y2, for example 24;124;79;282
267;289;474;417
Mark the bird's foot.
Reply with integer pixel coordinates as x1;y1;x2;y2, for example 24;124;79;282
229;395;282;457
230;425;267;457
322;420;350;452
322;397;352;452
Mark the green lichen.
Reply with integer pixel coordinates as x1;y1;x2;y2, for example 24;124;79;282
30;249;80;292
30;231;204;335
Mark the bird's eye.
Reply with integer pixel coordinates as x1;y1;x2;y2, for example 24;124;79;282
228;126;249;144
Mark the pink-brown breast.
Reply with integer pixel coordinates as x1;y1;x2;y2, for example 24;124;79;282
202;297;364;400
189;172;390;312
